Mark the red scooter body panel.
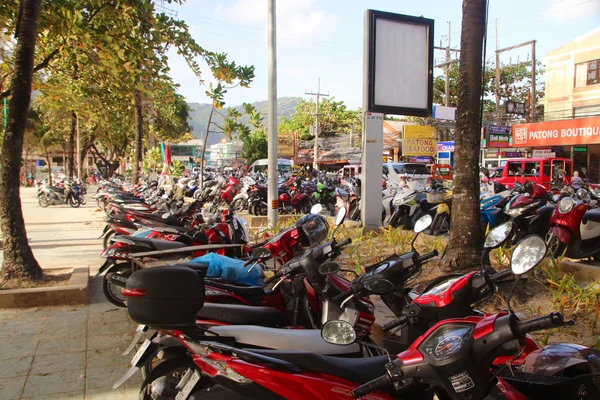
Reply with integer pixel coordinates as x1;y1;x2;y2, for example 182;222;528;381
413;272;477;307
225;359;393;400
550;225;573;244
550;200;589;241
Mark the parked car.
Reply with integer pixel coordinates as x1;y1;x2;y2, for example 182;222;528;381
490;157;572;190
383;162;432;186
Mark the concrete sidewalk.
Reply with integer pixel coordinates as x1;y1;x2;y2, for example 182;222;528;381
0;187;142;399
0;278;141;399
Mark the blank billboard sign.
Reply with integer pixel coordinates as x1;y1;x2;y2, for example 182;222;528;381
365;10;434;117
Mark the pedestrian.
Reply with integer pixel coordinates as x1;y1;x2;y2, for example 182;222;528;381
571;171;583;189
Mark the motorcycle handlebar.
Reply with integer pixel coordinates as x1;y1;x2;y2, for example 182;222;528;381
513;312;571;336
416;250;439;264
332;288;354;304
382;314;409;332
351;374;391;398
490;269;513;282
333;238;352;250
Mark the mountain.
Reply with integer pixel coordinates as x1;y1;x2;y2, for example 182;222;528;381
187;97;300;146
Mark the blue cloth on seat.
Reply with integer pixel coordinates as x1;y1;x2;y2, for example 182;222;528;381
190;253;263;286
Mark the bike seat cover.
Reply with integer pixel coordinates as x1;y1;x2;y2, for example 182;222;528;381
208;281;264;296
207;326;360;355
252;350;389;384
197;304;285;327
122;236;187;251
583;209;600;223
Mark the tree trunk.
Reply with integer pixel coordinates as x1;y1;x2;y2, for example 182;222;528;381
45;150;52;185
439;0;486;271
66;111;76;179
199;106;214;186
132;89;143;183
0;0;43;280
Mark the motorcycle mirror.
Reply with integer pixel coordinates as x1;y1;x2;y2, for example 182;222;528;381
310;203;323;215
483;221;513;249
318;261;340;275
321;320;356;346
362;278;395;295
335;207;347;226
510;235;547;276
481;166;490;178
577;188;587;200
414;214;432;233
251;247;271;259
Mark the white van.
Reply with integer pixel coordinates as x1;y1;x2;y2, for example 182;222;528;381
383;162;432;187
249;158;294;175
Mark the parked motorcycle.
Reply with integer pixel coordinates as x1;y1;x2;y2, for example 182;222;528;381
546;185;600;260
37;181;80;208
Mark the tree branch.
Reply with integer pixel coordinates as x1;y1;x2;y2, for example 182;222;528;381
33;48;59;73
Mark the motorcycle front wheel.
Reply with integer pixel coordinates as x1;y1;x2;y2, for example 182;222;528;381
546;232;567;259
38;195;50;208
68;196;81;208
230;198;246;212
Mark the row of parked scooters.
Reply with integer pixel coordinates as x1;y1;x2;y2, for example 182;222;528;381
91;177;600;399
110;212;600;399
384;167;600;261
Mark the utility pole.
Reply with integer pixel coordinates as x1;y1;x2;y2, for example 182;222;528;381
305;78;329;170
531;40;537;122
267;0;278;227
495;18;501;116
434;23;459;107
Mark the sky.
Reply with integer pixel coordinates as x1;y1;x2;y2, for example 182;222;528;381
161;0;600;109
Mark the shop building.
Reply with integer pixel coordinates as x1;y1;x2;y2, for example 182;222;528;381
541;28;600;121
511;116;600;182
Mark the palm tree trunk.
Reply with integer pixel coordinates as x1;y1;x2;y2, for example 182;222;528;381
440;0;487;270
132;89;143;183
0;0;43;280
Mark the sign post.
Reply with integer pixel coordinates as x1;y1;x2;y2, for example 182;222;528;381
361;10;434;230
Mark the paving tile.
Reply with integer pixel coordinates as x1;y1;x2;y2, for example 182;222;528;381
0;375;26;400
0;355;33;378
87;347;130;369
31;351;85;375
0;338;39;360
22;390;84;400
86;366;140;391
36;334;86;356
88;333;132;352
86;382;140;400
23;369;85;397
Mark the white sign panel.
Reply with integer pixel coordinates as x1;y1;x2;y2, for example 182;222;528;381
365;10;434;117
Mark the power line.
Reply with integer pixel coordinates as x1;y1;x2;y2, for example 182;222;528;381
305;78;329;170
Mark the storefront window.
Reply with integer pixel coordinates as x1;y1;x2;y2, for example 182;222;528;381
575;58;600;87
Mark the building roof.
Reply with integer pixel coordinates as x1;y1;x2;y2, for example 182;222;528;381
172;138;204;147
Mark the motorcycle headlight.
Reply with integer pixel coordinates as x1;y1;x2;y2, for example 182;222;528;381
419;323;474;362
558;197;575;214
505;207;523;218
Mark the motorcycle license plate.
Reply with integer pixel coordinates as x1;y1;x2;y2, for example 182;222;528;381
131;338;152;366
176;370;201;400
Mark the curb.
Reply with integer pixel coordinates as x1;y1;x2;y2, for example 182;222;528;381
0;266;89;308
560;261;600;282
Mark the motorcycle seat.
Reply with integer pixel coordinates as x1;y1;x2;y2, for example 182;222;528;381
252;350;389;385
335;188;349;200
49;186;65;194
208;326;360;355
122;236;187;251
172;262;210;273
197;304;286;327
583;209;600;223
208;281;265;297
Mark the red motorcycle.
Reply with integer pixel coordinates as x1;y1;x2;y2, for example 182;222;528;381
124;235;600;400
219;176;241;205
546;186;600;260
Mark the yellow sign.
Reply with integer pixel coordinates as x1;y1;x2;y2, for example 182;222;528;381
403;126;436;157
277;134;297;159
